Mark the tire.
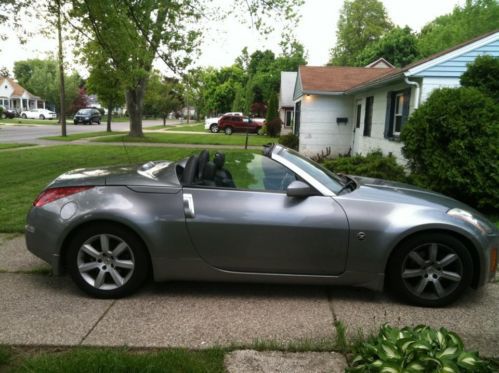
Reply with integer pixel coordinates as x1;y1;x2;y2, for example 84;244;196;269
387;233;473;307
21;114;27;119
39;115;45;120
97;119;101;125
224;126;233;135
66;224;149;298
210;124;219;133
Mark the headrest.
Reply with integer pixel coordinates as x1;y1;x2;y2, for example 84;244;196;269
197;150;210;179
214;152;225;169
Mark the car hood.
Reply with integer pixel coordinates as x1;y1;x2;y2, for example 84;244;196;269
47;161;181;189
349;175;483;215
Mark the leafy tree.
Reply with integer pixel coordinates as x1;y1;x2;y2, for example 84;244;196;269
460;55;499;102
231;86;246;113
69;86;89;114
265;93;281;137
203;66;246;115
144;72;182;126
401;87;499;210
418;0;499;58
355;26;420;67
69;0;304;137
330;0;393;66
85;42;126;132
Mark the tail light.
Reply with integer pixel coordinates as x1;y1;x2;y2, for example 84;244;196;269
33;186;94;207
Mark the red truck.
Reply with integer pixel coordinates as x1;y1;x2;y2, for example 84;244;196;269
218;115;264;135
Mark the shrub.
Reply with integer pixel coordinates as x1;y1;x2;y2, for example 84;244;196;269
401;87;499;210
266;118;282;137
0;106;3;119
323;150;408;183
348;324;490;372
460;55;499;102
278;133;299;150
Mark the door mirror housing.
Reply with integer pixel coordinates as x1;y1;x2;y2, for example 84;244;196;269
286;180;312;198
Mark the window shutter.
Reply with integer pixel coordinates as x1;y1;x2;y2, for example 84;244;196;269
401;87;411;128
384;92;393;138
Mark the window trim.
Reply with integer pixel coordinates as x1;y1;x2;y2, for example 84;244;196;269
392;92;404;136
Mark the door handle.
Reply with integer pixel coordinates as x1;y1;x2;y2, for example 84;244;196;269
183;193;195;218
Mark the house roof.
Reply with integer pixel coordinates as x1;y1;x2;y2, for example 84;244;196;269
364;58;394;68
299;66;399;93
1;78;40;99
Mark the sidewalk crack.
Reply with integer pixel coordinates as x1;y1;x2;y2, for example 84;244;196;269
79;299;116;345
327;288;338;324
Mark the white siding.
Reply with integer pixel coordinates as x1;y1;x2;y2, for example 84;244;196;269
298;95;354;156
352;82;416;161
420;77;461;103
0;79;14;98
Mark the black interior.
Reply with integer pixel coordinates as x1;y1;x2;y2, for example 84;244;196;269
179;150;235;188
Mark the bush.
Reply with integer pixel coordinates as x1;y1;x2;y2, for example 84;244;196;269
266;118;282;137
460;55;499;102
0;106;3;119
348;324;490;372
401;87;499;210
278;133;299;150
323;150;408;183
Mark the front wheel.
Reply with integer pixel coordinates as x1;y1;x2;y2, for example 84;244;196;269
224;126;233;135
387;233;472;307
39;115;45;120
21;114;27;119
66;224;149;298
210;124;219;133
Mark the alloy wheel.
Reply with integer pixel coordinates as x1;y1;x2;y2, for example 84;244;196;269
77;234;135;290
401;242;463;300
210;124;219;133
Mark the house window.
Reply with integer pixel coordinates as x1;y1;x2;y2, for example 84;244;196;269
363;96;373;137
393;93;404;135
355;103;361;128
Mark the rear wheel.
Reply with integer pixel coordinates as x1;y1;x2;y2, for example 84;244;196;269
210;123;219;133
21;114;27;119
39;115;45;120
66;224;149;298
387;233;472;307
224;126;233;135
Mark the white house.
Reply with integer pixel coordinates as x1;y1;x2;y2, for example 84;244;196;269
289;30;499;161
0;77;45;112
279;71;297;127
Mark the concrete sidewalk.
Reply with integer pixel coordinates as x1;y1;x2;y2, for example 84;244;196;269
0;234;498;357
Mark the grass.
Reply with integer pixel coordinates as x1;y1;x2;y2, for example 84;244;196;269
0;143;35;150
93;132;274;147
164;123;205;132
0;118;60;125
41;131;126;142
0;145;255;233
0;346;11;366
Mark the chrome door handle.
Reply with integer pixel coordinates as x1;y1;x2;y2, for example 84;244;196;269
183;193;195;218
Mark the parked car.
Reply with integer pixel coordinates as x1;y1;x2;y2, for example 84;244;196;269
73;108;101;125
204;112;243;133
20;108;57;120
25;145;497;306
218;115;263;135
0;105;16;119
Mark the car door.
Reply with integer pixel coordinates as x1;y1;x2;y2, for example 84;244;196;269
182;153;349;275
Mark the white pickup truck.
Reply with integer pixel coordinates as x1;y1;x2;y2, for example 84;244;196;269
204;112;243;133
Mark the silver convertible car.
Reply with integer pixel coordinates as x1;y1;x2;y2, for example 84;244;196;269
26;145;497;307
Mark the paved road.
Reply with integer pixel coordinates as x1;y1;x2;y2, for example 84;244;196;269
0;119;178;143
0;235;498;356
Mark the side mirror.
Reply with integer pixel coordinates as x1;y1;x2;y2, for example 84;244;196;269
286;180;312;198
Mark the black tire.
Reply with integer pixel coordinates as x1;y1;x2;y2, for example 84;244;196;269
66;223;149;298
39;115;45;120
210;123;219;133
21;114;27;119
387;233;473;307
224;126;233;135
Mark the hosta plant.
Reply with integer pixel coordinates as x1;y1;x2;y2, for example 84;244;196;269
348;324;489;372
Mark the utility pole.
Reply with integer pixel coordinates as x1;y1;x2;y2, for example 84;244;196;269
56;0;66;136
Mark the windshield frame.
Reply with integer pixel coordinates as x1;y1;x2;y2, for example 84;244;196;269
271;145;346;196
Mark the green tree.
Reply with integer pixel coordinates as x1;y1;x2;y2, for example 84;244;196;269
144;71;182;126
69;0;303;137
401;87;499;210
418;0;499;58
85;42;126;132
330;0;393;66
231;86;246;113
265;93;281;137
460;55;499;102
355;26;420;67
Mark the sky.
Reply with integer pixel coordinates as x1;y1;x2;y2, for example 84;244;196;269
0;0;465;77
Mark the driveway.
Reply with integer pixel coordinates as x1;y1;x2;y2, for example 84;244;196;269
0;234;498;356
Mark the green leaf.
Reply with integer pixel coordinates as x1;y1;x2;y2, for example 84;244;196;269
457;351;483;369
379;362;402;373
436;346;459;360
440;360;460;373
380;343;401;360
411;341;431;351
406;360;426;372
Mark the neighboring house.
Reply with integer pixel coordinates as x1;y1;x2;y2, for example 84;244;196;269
279;71;297;127
0;77;46;112
289;30;499;161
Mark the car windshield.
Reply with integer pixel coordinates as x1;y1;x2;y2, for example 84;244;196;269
276;147;345;194
77;109;92;114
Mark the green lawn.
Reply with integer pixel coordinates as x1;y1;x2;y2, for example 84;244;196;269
0;145;255;233
41;131;126;141
164;123;205;132
0;118;60;125
0;143;35;150
93;132;274;147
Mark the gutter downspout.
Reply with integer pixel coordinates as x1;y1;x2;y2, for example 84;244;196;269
404;76;421;109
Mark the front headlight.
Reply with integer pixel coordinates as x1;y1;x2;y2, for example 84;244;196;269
447;208;492;234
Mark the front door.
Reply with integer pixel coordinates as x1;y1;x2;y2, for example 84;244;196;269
183;153;349;275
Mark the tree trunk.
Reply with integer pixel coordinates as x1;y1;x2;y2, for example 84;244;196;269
106;101;113;132
163;115;166;126
125;78;147;137
56;0;66;136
